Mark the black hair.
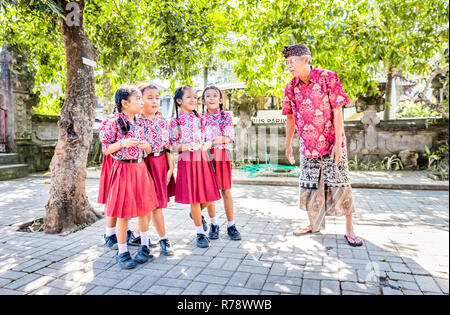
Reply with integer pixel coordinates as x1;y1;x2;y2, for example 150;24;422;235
173;85;201;119
202;85;224;118
137;83;159;95
113;85;140;135
173;85;202;139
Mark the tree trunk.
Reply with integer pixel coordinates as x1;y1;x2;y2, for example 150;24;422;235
44;0;101;234
383;64;394;120
203;66;208;88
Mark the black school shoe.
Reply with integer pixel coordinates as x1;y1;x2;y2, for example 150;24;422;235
227;225;242;241
209;224;220;240
189;212;208;233
159;238;175;256
116;251;137;269
196;233;210;248
104;234;118;250
129;233;158;248
134;245;155;264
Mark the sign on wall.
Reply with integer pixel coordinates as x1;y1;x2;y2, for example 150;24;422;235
251;110;286;125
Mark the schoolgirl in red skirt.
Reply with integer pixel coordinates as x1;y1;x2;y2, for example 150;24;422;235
130;83;176;256
101;85;159;269
169;85;221;248
202;86;241;241
98;113;119;205
98;112;126;250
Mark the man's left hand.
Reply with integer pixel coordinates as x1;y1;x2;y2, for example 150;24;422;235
331;144;343;165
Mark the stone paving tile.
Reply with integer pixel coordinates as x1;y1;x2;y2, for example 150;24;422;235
85;285;112;295
156;278;192;289
434;278;449;294
386;271;415;282
105;288;140;295
132;276;159;292
222;286;260;295
414;276;442;293
4;274;41;290
262;282;300;294
0;288;22;295
341;282;381;295
146;285;171;295
300;279;319;295
19;275;55;294
246;274;268;289
228;272;251;287
0;179;448;295
115;274;144;290
182;281;208;295
0;270;28;281
397;280;421;291
32;286;69;295
320;280;340;295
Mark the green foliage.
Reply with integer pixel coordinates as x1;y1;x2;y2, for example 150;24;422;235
424;143;449;179
1;0;449;113
0;2;66;93
225;0;449;99
33;94;63;115
424;144;448;169
380;155;404;171
349;154;404;171
87;136;103;167
396;101;441;118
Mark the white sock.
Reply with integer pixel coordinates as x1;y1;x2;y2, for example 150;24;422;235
196;225;206;235
105;227;115;237
227;221;235;228
210;217;217;226
132;231;139;238
140;231;149;247
118;243;128;255
159;236;168;241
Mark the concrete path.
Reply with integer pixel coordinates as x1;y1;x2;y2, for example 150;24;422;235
0;176;448;295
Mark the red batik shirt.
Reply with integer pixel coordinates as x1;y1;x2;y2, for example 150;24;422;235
100;113;147;160
204;110;235;151
169;111;205;146
137;113;170;153
282;67;349;159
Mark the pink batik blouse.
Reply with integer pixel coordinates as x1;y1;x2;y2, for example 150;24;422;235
282;67;349;159
138;113;170;153
204;110;235;151
100;113;148;160
169;111;205;146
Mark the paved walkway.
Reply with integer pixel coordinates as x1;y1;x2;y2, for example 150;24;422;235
0;175;448;295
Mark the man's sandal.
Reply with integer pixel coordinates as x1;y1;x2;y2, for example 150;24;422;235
344;234;363;247
293;226;313;236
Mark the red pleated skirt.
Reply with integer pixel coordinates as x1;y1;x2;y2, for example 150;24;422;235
175;150;221;204
211;148;232;191
105;159;158;219
97;154;113;204
145;154;176;209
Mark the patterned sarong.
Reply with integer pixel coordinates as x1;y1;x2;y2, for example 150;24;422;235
299;147;355;232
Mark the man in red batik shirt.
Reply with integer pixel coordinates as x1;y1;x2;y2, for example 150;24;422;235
282;44;363;247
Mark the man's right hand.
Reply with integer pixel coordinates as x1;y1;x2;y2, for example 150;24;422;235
286;144;295;165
